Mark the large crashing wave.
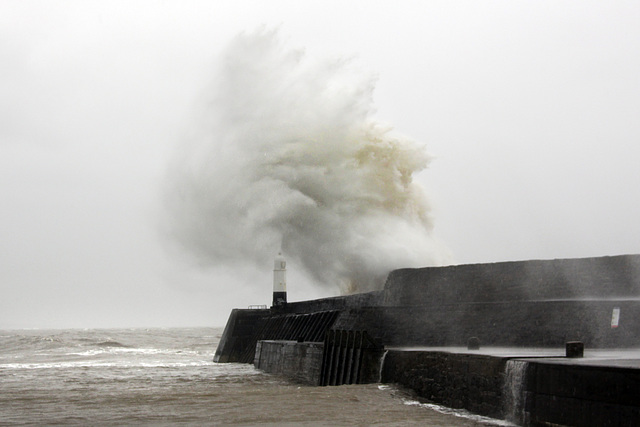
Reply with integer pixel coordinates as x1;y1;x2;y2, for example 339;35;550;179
165;29;449;293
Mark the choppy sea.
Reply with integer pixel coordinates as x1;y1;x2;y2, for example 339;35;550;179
0;327;508;426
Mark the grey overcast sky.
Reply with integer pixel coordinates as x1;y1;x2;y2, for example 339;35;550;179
2;1;639;328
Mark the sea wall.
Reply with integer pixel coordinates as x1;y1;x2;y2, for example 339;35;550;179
383;255;640;306
215;255;640;363
213;308;269;363
253;330;384;386
380;351;640;426
215;254;640;425
254;340;324;385
381;350;508;419
372;254;640;348
371;300;640;347
284;291;382;313
254;343;640;425
523;360;640;426
213;310;341;364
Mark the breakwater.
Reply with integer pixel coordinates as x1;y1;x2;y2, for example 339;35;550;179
214;254;640;426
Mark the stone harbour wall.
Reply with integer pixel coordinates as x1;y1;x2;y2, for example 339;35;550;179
215;254;640;426
523;360;640;426
253;340;324;385
380;350;508;419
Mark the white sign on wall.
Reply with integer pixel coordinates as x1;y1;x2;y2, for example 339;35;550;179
611;307;621;328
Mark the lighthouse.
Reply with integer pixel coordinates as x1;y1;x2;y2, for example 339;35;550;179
272;253;287;307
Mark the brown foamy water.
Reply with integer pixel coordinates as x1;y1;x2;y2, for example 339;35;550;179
0;327;507;426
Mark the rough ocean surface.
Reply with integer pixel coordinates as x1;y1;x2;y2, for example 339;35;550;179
0;327;506;426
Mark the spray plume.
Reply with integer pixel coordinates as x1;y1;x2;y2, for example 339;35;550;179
165;29;449;293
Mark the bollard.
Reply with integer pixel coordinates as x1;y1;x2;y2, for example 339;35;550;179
467;337;480;350
566;341;584;358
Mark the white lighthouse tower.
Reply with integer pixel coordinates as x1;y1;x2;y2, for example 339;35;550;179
272;253;287;307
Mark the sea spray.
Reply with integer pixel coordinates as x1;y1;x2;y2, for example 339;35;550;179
503;359;529;425
165;29;450;293
378;349;389;383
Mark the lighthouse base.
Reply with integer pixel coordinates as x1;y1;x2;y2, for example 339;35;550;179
272;291;287;307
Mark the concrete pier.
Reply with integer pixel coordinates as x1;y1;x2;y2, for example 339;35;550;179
380;347;640;426
214;254;640;426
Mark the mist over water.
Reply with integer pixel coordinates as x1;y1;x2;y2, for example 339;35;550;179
165;29;449;293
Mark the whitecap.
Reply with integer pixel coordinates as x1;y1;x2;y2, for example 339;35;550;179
402;399;515;426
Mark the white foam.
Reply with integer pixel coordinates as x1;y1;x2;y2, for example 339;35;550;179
0;360;212;370
402;399;515;426
66;347;198;356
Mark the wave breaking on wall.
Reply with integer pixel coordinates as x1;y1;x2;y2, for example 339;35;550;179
164;29;449;293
